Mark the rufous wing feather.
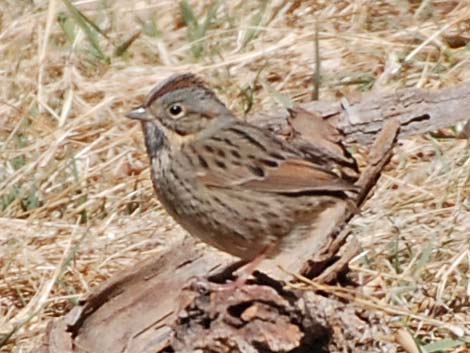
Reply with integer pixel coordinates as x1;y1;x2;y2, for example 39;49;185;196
198;158;357;194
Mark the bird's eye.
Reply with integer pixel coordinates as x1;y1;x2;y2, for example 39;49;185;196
168;104;184;117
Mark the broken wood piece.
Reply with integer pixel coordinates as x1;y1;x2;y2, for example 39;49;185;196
40;239;235;353
286;106;359;181
292;118;400;282
173;279;317;352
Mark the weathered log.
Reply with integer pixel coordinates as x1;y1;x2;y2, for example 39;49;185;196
251;82;470;145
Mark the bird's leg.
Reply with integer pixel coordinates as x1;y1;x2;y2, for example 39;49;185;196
209;246;273;291
232;249;269;287
193;246;273;293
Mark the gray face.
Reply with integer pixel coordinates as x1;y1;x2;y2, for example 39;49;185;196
147;87;234;136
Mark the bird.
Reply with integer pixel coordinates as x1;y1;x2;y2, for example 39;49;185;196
126;73;358;275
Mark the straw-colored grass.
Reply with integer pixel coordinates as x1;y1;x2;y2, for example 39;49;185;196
0;1;469;352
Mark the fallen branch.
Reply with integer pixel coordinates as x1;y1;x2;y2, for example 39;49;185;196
252;82;470;144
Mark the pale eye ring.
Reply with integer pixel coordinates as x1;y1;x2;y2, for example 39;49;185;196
168;103;184;118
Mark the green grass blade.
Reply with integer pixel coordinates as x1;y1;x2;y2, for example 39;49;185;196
241;0;268;49
180;0;199;33
261;79;293;110
113;31;141;57
180;0;202;57
57;11;77;43
423;338;468;352
61;0;107;60
180;0;220;59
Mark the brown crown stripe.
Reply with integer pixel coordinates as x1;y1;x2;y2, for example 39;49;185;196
145;73;210;107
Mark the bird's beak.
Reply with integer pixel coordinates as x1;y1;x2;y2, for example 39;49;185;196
125;106;148;120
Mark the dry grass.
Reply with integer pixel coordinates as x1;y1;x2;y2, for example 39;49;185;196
0;1;469;352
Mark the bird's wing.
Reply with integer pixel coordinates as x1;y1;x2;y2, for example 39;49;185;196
191;122;357;194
